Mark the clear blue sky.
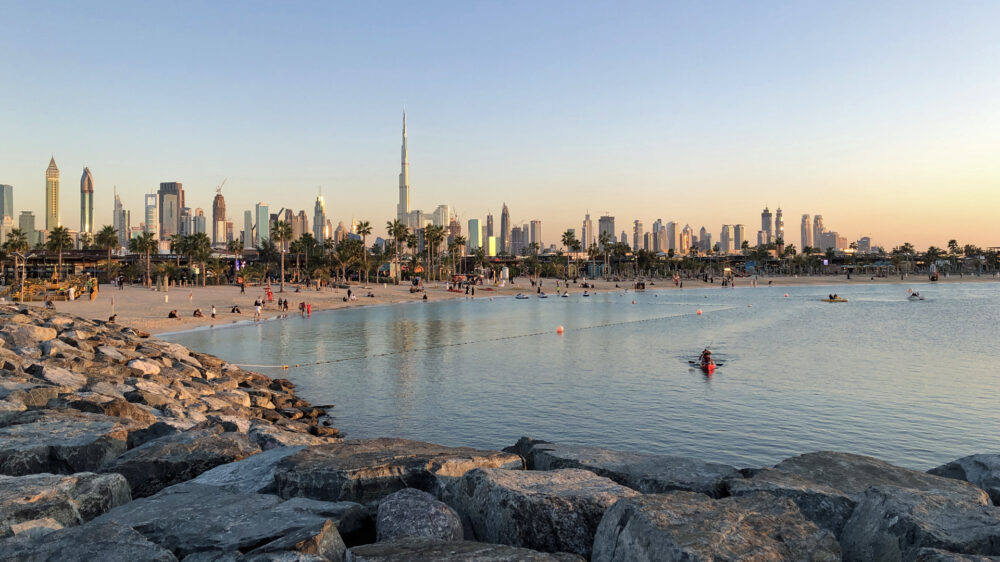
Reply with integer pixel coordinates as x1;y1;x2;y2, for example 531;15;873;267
2;1;998;248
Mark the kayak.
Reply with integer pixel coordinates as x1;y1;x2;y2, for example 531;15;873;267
700;362;715;374
821;298;848;303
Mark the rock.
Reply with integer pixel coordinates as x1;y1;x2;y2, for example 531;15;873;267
915;549;1000;561
89;482;354;558
591;491;841;561
0;410;135;476
0;472;130;537
8;516;63;537
724;467;856;537
274;438;523;504
249;422;340;450
96;345;126;362
127;359;161;376
101;427;262;497
775;451;989;503
0;521;178;561
243;519;346;562
452;468;637;558
38;365;86;389
0;325;58;348
191;446;306;494
376;488;463;543
930;455;1000;506
126;419;198;449
840;485;1000;561
345;537;583;561
508;437;737;497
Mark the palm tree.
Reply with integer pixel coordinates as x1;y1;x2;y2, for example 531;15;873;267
333;238;362;282
451;235;466;275
95;225;119;282
561;230;579;279
356;220;372;286
598;231;612;279
169;234;187;268
78;232;93;250
298;232;317;274
272;220;293;292
45;226;73;280
405;233;419;280
129;231;157;287
386;219;408;285
424;224;446;281
186;232;213;286
3;228;29;297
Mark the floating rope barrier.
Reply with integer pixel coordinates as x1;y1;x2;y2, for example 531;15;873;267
235;305;738;370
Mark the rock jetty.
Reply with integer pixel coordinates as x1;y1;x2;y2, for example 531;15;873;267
2;306;999;561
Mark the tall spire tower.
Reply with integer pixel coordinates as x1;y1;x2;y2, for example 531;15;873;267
397;108;410;226
80;167;94;236
45;156;60;231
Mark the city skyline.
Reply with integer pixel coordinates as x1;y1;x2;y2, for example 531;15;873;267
2;2;999;249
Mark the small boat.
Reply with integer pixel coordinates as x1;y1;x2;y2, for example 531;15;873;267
515;294;529;300
561;293;569;298
582;291;590;297
700;361;716;374
538;293;548;299
908;293;925;301
821;298;848;303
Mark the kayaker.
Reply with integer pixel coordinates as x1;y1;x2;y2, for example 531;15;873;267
699;349;713;364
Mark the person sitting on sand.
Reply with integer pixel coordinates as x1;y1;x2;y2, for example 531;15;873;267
193;308;204;318
231;305;241;314
168;310;178;319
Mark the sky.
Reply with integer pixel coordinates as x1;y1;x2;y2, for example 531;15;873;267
1;1;998;250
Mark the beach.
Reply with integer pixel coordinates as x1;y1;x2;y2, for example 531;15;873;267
15;272;996;336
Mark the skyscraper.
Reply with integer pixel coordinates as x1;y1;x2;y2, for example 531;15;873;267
212;188;226;246
144;194;159;235
680;224;694;252
499;203;510;254
813;215;824;247
19;211;37;247
467;218;481;251
774;207;784;242
294;210;309;241
313;194;326;243
666;221;678;251
45;157;60;231
0;184;13;220
734;224;746;252
113;188;129;248
79;167;94;236
397;110;411;227
581;213;593;251
529;220;542;248
801;214;812;249
486;213;494;239
633;220;643;251
157;182;184;240
760;206;772;244
598;215;615;244
720;225;732;254
255;203;269;247
243;211;254;250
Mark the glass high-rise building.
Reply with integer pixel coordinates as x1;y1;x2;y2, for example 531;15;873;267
157;182;184;239
45;157;60;230
467;218;481;251
0;184;13;220
80;167;94;236
255;203;269;247
144;194;159;235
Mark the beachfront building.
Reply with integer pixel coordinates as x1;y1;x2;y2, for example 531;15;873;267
45;157;60;230
801;214;812;249
144;194;159;235
467;218;481;251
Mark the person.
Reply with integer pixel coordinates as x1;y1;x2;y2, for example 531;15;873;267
211;305;216;319
231;305;241;314
254;303;262;320
44;296;55;310
699;348;713;365
240;282;246;295
347;288;352;300
283;300;289;312
193;308;203;318
829;294;834;300
168;310;178;318
422;294;428;300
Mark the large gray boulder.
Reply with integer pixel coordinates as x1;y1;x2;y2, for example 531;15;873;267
452;467;637;558
840;485;1000;561
591;491;841;561
345;537;584;561
775;451;990;503
191;445;306;494
88;482;355;558
0;471;130;537
0;521;178;562
0;410;137;476
930;455;1000;506
101;427;262;497
273;438;523;504
376;488;463;543
0;324;58;348
508;437;737;497
242;519;346;561
725;467;856;537
915;549;1000;561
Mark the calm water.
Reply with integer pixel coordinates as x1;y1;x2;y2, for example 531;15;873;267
164;282;1000;470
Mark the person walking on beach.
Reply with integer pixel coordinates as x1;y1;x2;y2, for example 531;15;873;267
211;305;216;319
254;302;262;320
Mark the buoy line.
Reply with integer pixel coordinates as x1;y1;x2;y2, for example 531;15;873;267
235;306;739;370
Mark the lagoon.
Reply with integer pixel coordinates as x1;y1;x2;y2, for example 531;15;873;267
164;282;1000;470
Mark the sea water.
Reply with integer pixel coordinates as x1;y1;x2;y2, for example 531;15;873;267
165;282;1000;469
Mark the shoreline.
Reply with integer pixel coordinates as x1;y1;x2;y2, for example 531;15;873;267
13;273;997;337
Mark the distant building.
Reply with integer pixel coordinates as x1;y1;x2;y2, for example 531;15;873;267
680;224;694;252
699;226;709;251
857;236;872;253
45;157;60;230
598;215;615;245
760;206;772;244
313;195;326;243
293;210;309;241
510;225;524;255
255;203;269;247
113;188;129;248
633;220;643;251
665;221;678;251
643;231;651;251
530;220;542;248
801;214;812;249
581;213;593;251
620;231;627;246
0;184;12;220
243;211;254;250
486;235;497;257
334;221;348;242
486;213;494;239
433;204;450;228
212;189;227;246
720;225;733;253
19;211;37;247
79;167;94;237
467;218;481;251
813;215;824;247
734;224;746;252
191;209;207;236
499;203;510;254
396;111;449;231
144;194;159;236
448;217;461;243
774;207;784;243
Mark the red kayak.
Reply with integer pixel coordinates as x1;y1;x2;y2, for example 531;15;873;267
700;361;715;374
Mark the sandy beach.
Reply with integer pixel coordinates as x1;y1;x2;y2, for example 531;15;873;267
14;273;996;335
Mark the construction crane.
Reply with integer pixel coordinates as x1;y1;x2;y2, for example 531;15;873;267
216;178;227;194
